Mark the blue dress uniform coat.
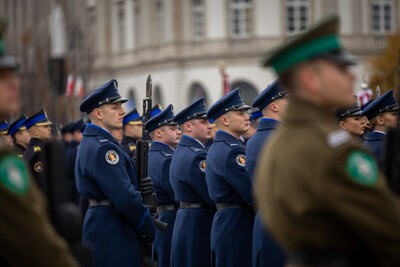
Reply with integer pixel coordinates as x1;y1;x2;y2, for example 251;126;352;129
121;136;137;158
65;140;80;204
148;141;177;267
23;138;47;195
246;118;286;267
170;135;215;267
206;130;254;267
363;131;385;168
75;124;155;267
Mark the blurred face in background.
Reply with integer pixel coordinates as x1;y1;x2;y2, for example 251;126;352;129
339;115;364;137
15;129;31;148
124;122;143;140
29;125;52;141
0;69;20;118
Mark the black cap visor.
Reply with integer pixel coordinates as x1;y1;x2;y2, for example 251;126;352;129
316;49;358;66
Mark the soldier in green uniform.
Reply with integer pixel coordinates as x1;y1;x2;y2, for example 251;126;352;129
255;15;400;266
0;18;78;266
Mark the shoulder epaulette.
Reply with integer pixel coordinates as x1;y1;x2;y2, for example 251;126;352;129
327;130;350;148
223;141;239;148
190;146;203;153
161;151;173;158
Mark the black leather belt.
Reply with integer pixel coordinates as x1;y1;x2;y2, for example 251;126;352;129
179;201;207;209
216;203;245;211
156;204;177;213
88;199;111;207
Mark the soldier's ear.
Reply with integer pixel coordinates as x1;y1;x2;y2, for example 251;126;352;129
376;116;384;126
339;120;346;130
93;108;103;120
219;115;229;126
270;102;279;112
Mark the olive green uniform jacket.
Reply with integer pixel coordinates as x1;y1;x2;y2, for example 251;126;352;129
0;145;78;267
255;99;400;266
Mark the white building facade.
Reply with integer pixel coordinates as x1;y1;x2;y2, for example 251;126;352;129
1;0;399;113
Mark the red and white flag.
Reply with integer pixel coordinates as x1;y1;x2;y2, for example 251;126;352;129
220;64;230;96
74;76;85;98
357;88;373;106
65;74;75;98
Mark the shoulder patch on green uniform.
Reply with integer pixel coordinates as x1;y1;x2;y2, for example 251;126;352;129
346;151;378;186
0;155;29;195
327;130;350;148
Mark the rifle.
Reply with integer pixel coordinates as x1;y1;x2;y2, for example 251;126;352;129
136;75;168;231
136;75;167;266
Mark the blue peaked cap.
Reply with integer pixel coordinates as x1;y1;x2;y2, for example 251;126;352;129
60;122;74;135
123;108;141;126
25;109;52;129
335;104;362;120
251;109;263;120
150;104;162;118
207;88;251;121
79;79;127;114
69;119;85;133
362;90;398;120
252;80;288;111
7;115;27;136
0;120;8;134
145;104;177;133
174;98;208;125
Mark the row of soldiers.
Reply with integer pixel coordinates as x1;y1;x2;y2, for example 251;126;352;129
2;13;400;267
76;16;399;267
71;71;400;267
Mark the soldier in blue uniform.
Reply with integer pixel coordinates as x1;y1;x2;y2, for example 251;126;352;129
335;103;365;139
121;108;142;158
23;109;52;194
146;104;180;267
8;115;30;157
60;122;74;150
0;120;12;147
169;98;215;267
65;119;84;204
362;90;398;167
205;88;254;267
246;80;288;267
75;79;155;267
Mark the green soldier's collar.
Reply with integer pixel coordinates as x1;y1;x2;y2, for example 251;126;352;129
262;14;356;74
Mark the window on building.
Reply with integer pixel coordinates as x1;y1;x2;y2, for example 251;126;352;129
153;85;163;107
230;0;253;38
115;1;126;50
230;81;258;106
286;0;309;34
134;0;142;47
188;83;208;105
155;0;165;43
372;0;394;34
192;0;205;38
